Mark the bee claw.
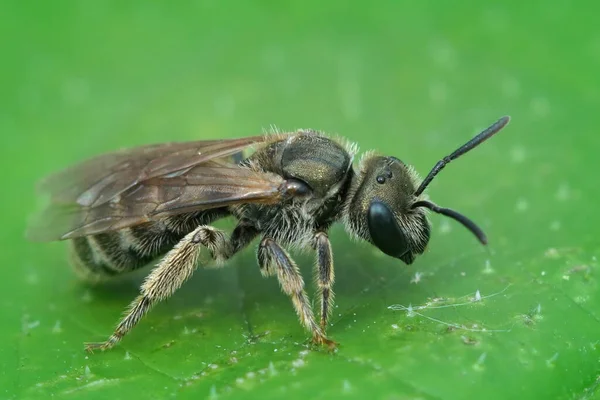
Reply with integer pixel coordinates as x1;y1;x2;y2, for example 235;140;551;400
84;342;111;353
311;335;338;351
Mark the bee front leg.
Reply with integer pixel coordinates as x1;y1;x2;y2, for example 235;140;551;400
85;225;236;352
314;232;335;336
257;237;336;349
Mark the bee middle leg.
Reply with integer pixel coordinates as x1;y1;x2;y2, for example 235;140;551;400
85;223;257;352
257;237;335;348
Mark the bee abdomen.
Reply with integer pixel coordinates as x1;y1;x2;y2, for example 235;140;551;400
68;210;229;283
68;228;178;282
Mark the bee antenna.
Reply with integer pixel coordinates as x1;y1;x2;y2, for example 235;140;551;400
412;200;487;245
414;115;510;197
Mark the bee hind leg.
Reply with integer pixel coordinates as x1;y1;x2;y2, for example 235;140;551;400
257;237;335;349
84;224;255;352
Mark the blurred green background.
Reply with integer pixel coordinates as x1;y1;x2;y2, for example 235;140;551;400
2;1;599;399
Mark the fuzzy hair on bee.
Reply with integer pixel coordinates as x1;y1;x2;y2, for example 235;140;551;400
27;116;510;351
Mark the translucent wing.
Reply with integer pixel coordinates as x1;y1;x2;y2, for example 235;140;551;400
28;134;288;241
38;135;271;207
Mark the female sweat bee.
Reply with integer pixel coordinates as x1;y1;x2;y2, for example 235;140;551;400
27;116;510;351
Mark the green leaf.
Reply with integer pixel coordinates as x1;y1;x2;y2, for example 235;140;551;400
2;1;599;399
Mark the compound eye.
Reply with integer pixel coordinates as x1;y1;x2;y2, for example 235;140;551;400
367;200;409;259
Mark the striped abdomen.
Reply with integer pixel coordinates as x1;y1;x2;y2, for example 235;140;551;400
68;210;228;282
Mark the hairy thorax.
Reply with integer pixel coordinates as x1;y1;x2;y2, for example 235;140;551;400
234;130;357;249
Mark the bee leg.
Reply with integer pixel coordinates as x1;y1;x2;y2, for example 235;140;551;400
84;225;236;352
257;237;335;349
313;232;336;341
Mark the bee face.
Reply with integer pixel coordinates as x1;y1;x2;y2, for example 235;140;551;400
345;155;430;264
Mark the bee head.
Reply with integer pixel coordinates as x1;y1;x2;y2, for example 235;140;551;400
344;116;510;264
344;154;430;264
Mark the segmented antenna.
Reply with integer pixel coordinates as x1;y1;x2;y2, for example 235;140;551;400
414;116;510;197
412;200;487;244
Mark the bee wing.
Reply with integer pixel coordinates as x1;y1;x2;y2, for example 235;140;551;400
37;135;272;208
28;135;288;242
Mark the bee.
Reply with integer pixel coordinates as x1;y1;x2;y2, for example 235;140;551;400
27;116;510;351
